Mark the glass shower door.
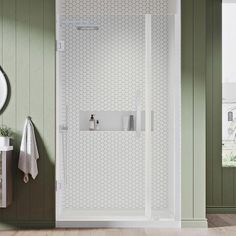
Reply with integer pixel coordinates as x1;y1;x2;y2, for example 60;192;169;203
57;15;152;220
56;13;180;225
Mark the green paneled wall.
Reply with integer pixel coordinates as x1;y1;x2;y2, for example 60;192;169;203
0;0;55;228
206;0;236;213
181;0;207;227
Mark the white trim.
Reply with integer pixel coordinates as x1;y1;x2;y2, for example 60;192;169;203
181;219;208;228
174;0;181;222
56;220;181;228
167;7;181;223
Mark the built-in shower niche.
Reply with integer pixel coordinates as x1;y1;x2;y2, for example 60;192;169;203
79;111;154;131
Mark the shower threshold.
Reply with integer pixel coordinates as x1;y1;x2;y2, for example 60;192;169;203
58;208;146;220
56;209;180;228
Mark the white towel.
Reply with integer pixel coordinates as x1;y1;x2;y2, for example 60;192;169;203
18;117;39;183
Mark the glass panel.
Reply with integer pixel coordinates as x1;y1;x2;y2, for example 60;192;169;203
56;13;180;223
222;1;236;167
151;14;178;220
58;15;147;219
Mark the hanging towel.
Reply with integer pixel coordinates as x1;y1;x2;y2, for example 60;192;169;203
18;117;39;183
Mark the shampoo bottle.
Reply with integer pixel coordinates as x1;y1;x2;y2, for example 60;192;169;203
89;114;95;130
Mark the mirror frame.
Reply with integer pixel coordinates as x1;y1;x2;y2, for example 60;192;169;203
0;67;8;112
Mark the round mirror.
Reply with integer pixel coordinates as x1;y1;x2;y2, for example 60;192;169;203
0;68;8;112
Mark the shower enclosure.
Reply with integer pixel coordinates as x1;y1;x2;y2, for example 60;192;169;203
56;0;181;228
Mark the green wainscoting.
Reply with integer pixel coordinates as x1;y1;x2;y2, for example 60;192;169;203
181;0;207;228
206;0;236;213
0;0;55;228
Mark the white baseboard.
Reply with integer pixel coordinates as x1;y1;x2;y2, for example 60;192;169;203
181;218;208;228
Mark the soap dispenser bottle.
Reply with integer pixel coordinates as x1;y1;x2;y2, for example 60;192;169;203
96;120;100;130
89;114;95;130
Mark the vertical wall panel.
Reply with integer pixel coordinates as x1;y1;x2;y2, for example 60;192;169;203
182;0;207;227
211;0;222;208
222;168;234;205
43;0;55;221
206;0;213;207
181;0;194;220
193;0;206;219
29;0;45;220
0;0;55;227
15;0;30;221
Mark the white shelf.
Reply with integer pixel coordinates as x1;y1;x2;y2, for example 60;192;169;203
79;111;154;131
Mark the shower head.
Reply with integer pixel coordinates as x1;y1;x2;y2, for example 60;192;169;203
76;25;99;30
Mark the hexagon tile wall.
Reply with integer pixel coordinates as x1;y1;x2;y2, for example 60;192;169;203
57;0;179;223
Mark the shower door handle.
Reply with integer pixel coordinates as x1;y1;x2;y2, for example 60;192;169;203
136;91;141;137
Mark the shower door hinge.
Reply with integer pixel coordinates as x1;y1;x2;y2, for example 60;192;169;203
56;40;65;52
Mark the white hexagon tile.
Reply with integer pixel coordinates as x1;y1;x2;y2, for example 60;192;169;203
58;0;173;216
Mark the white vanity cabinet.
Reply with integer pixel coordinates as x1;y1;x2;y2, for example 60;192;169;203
0;147;13;208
